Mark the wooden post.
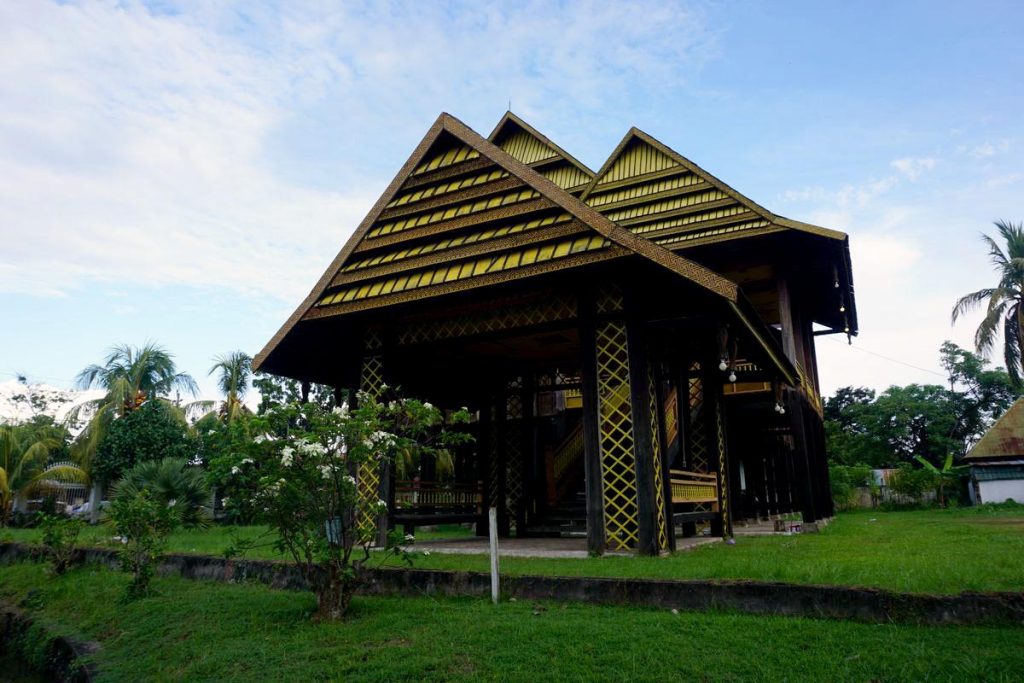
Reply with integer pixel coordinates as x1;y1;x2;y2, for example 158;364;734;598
785;388;818;524
626;320;659;556
489;507;500;604
578;298;606;555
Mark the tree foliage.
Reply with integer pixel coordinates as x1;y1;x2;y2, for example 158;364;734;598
952;219;1024;386
825;342;1019;468
93;400;196;484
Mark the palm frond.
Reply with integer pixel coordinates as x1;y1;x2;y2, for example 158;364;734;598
952;287;998;324
1003;304;1023;387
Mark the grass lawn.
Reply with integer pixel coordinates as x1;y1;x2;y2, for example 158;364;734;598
3;507;1023;594
1;562;1022;682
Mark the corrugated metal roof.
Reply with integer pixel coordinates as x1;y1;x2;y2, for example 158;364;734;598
968;398;1024;459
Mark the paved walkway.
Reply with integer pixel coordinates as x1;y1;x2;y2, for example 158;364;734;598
416;535;721;559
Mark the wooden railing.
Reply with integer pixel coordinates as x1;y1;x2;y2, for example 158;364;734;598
669;469;720;507
795;362;823;418
395;480;483;510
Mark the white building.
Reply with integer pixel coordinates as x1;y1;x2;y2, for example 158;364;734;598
967;398;1024;505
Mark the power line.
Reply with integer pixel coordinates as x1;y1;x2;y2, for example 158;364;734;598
822;336;948;378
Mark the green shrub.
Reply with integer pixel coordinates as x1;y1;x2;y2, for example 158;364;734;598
888;465;937;504
829;464;875;509
37;513;85;575
107;489;178;599
113;458;210;528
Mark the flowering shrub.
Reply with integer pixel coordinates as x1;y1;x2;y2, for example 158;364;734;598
233;391;471;621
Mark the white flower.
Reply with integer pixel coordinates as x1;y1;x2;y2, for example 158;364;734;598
332;403;349;417
423;402;433;410
280;446;295;467
423;550;431;556
320;464;334;480
404;533;415;542
344;475;356;486
231;466;241;475
241;458;254;465
221;497;230;507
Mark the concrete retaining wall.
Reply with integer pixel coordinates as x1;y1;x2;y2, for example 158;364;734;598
2;542;1022;626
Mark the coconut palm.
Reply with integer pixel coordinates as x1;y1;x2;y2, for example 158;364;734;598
69;342;199;522
952;220;1024;386
208;351;252;424
0;424;86;525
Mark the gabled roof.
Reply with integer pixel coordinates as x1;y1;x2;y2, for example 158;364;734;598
581;128;857;333
488;112;595;194
968;398;1024;460
255;113;774;374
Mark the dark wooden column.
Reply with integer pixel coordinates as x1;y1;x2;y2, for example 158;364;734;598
626;320;664;556
704;361;733;537
578;297;606;555
785;388;818;524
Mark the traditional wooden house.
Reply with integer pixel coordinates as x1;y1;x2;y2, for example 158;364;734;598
254;112;857;555
966;398;1024;505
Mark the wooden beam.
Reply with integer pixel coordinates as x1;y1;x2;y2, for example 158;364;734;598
578;294;606;555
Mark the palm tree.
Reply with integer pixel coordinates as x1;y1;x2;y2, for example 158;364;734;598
208;351;252;424
70;342;199;522
0;424;86;525
113;458;210;529
952;220;1024;386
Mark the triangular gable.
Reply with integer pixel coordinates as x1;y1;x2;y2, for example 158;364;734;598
582;129;847;251
254;113;740;370
968;398;1024;459
489;112;595;194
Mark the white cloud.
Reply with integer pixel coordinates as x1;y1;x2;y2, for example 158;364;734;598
890;156;937;181
0;1;715;303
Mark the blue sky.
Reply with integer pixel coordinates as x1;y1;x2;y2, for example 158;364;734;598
2;0;1023;402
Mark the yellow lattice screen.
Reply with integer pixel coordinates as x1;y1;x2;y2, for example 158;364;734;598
356;353;384;542
647;364;670;551
596;320;638;550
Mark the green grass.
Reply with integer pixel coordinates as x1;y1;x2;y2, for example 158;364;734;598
3;507;1023;594
1;561;1021;682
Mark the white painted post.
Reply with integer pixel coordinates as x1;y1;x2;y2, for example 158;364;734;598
488;506;499;605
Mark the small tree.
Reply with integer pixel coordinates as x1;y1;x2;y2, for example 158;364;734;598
38;513;85;575
108;489;178;599
242;392;470;621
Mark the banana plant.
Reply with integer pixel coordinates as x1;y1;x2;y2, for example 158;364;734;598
913;453;969;508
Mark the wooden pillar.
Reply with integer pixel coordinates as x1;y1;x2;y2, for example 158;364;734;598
626;320;669;556
579;298;606;555
653;359;677;552
785;388;818;524
356;327;389;545
704;370;733;538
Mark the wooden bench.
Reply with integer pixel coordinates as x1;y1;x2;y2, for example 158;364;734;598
669;469;720;524
392;480;483;534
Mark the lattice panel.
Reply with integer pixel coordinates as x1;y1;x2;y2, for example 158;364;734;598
357;353;384;542
396;294;578;345
647;364;670;552
595;285;624;314
715;401;731;536
504;381;524;533
687;363;711;521
596;320;638;550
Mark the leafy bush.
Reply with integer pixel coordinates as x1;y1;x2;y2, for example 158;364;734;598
107;489;178;599
113;458;210;528
829;465;875;510
888;465;937;504
38;513;85;575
